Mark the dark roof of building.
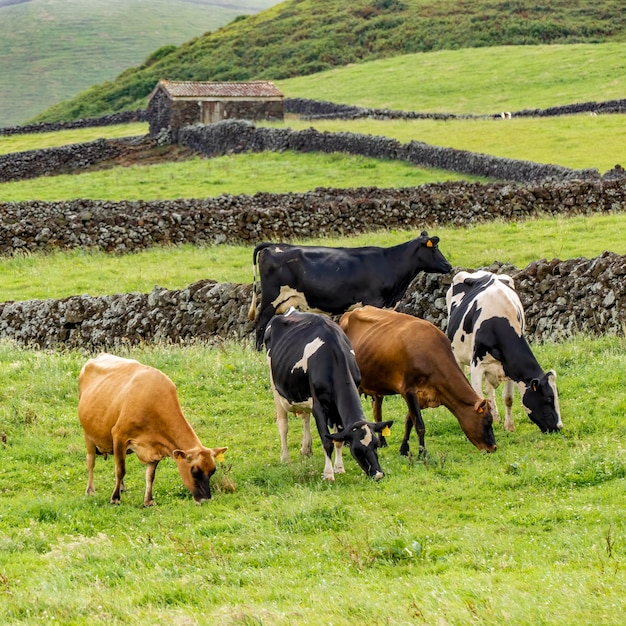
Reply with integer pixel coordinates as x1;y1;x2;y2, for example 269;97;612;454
151;80;284;100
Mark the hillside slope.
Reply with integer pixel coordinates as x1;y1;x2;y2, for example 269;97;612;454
32;0;626;123
0;0;282;126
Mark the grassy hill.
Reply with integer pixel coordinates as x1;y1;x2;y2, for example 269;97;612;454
276;43;626;113
0;0;282;127
31;0;626;123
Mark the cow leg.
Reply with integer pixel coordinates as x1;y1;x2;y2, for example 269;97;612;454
484;379;501;424
502;380;515;432
143;461;159;507
85;438;97;496
471;364;501;423
276;404;291;464
312;409;335;481
111;439;127;505
371;395;388;447
333;437;345;475
299;411;312;457
403;392;426;458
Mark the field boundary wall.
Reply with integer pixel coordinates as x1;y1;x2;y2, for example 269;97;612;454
0;253;623;350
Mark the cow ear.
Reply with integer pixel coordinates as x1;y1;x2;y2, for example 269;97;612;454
211;447;228;463
172;449;185;460
531;378;540;392
371;420;393;433
547;369;557;381
474;399;488;414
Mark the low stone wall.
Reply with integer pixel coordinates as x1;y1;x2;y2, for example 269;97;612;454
1;253;623;350
1;118;602;185
2;176;625;254
0;110;147;137
397;252;626;342
0;281;254;351
0;138;126;183
179;120;599;183
284;97;626;120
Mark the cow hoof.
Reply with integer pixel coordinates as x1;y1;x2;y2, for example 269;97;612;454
323;474;335;481
110;499;121;505
399;444;410;457
143;500;155;507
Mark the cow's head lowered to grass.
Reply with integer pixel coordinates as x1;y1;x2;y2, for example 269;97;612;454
264;310;393;481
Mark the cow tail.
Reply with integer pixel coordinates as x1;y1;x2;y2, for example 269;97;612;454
248;243;270;321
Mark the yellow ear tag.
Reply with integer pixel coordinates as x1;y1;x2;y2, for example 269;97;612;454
426;240;433;247
382;426;391;436
215;452;225;463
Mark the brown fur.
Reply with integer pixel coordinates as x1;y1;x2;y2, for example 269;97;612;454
339;306;496;454
78;353;226;506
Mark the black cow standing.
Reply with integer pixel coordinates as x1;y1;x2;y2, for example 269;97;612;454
264;309;393;480
248;231;452;349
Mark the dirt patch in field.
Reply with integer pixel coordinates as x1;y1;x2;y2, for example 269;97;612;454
89;137;197;172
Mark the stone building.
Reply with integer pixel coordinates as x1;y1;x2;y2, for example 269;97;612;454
147;79;284;138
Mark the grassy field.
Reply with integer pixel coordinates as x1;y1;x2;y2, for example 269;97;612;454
0;337;624;624
277;43;626;114
1;18;625;623
0;214;625;302
0;150;478;202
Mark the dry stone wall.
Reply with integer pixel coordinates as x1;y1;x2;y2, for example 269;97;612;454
284;97;626;120
0;253;623;351
1;176;625;255
178;120;599;183
0;110;624;350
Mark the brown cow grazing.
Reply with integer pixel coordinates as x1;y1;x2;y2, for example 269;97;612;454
78;353;227;506
339;306;497;457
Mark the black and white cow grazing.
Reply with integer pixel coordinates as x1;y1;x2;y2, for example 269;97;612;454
446;270;562;433
264;309;393;480
248;231;452;349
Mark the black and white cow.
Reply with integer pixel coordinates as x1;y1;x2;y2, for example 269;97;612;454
264;309;393;480
446;270;562;433
248;231;452;349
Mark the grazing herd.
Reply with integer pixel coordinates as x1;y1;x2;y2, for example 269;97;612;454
78;233;562;505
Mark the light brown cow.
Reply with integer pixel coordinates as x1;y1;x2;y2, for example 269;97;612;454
339;306;497;457
78;353;227;506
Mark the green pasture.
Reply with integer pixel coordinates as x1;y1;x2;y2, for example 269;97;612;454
1;27;625;624
269;115;626;174
0;337;624;624
0;124;148;156
0;213;624;303
0;150;476;203
277;43;626;115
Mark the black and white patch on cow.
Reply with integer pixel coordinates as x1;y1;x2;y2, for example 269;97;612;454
264;309;392;480
446;270;562;433
248;231;452;349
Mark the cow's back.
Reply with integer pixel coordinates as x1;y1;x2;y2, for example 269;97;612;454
447;271;523;366
341;306;456;392
266;311;361;406
78;354;178;448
